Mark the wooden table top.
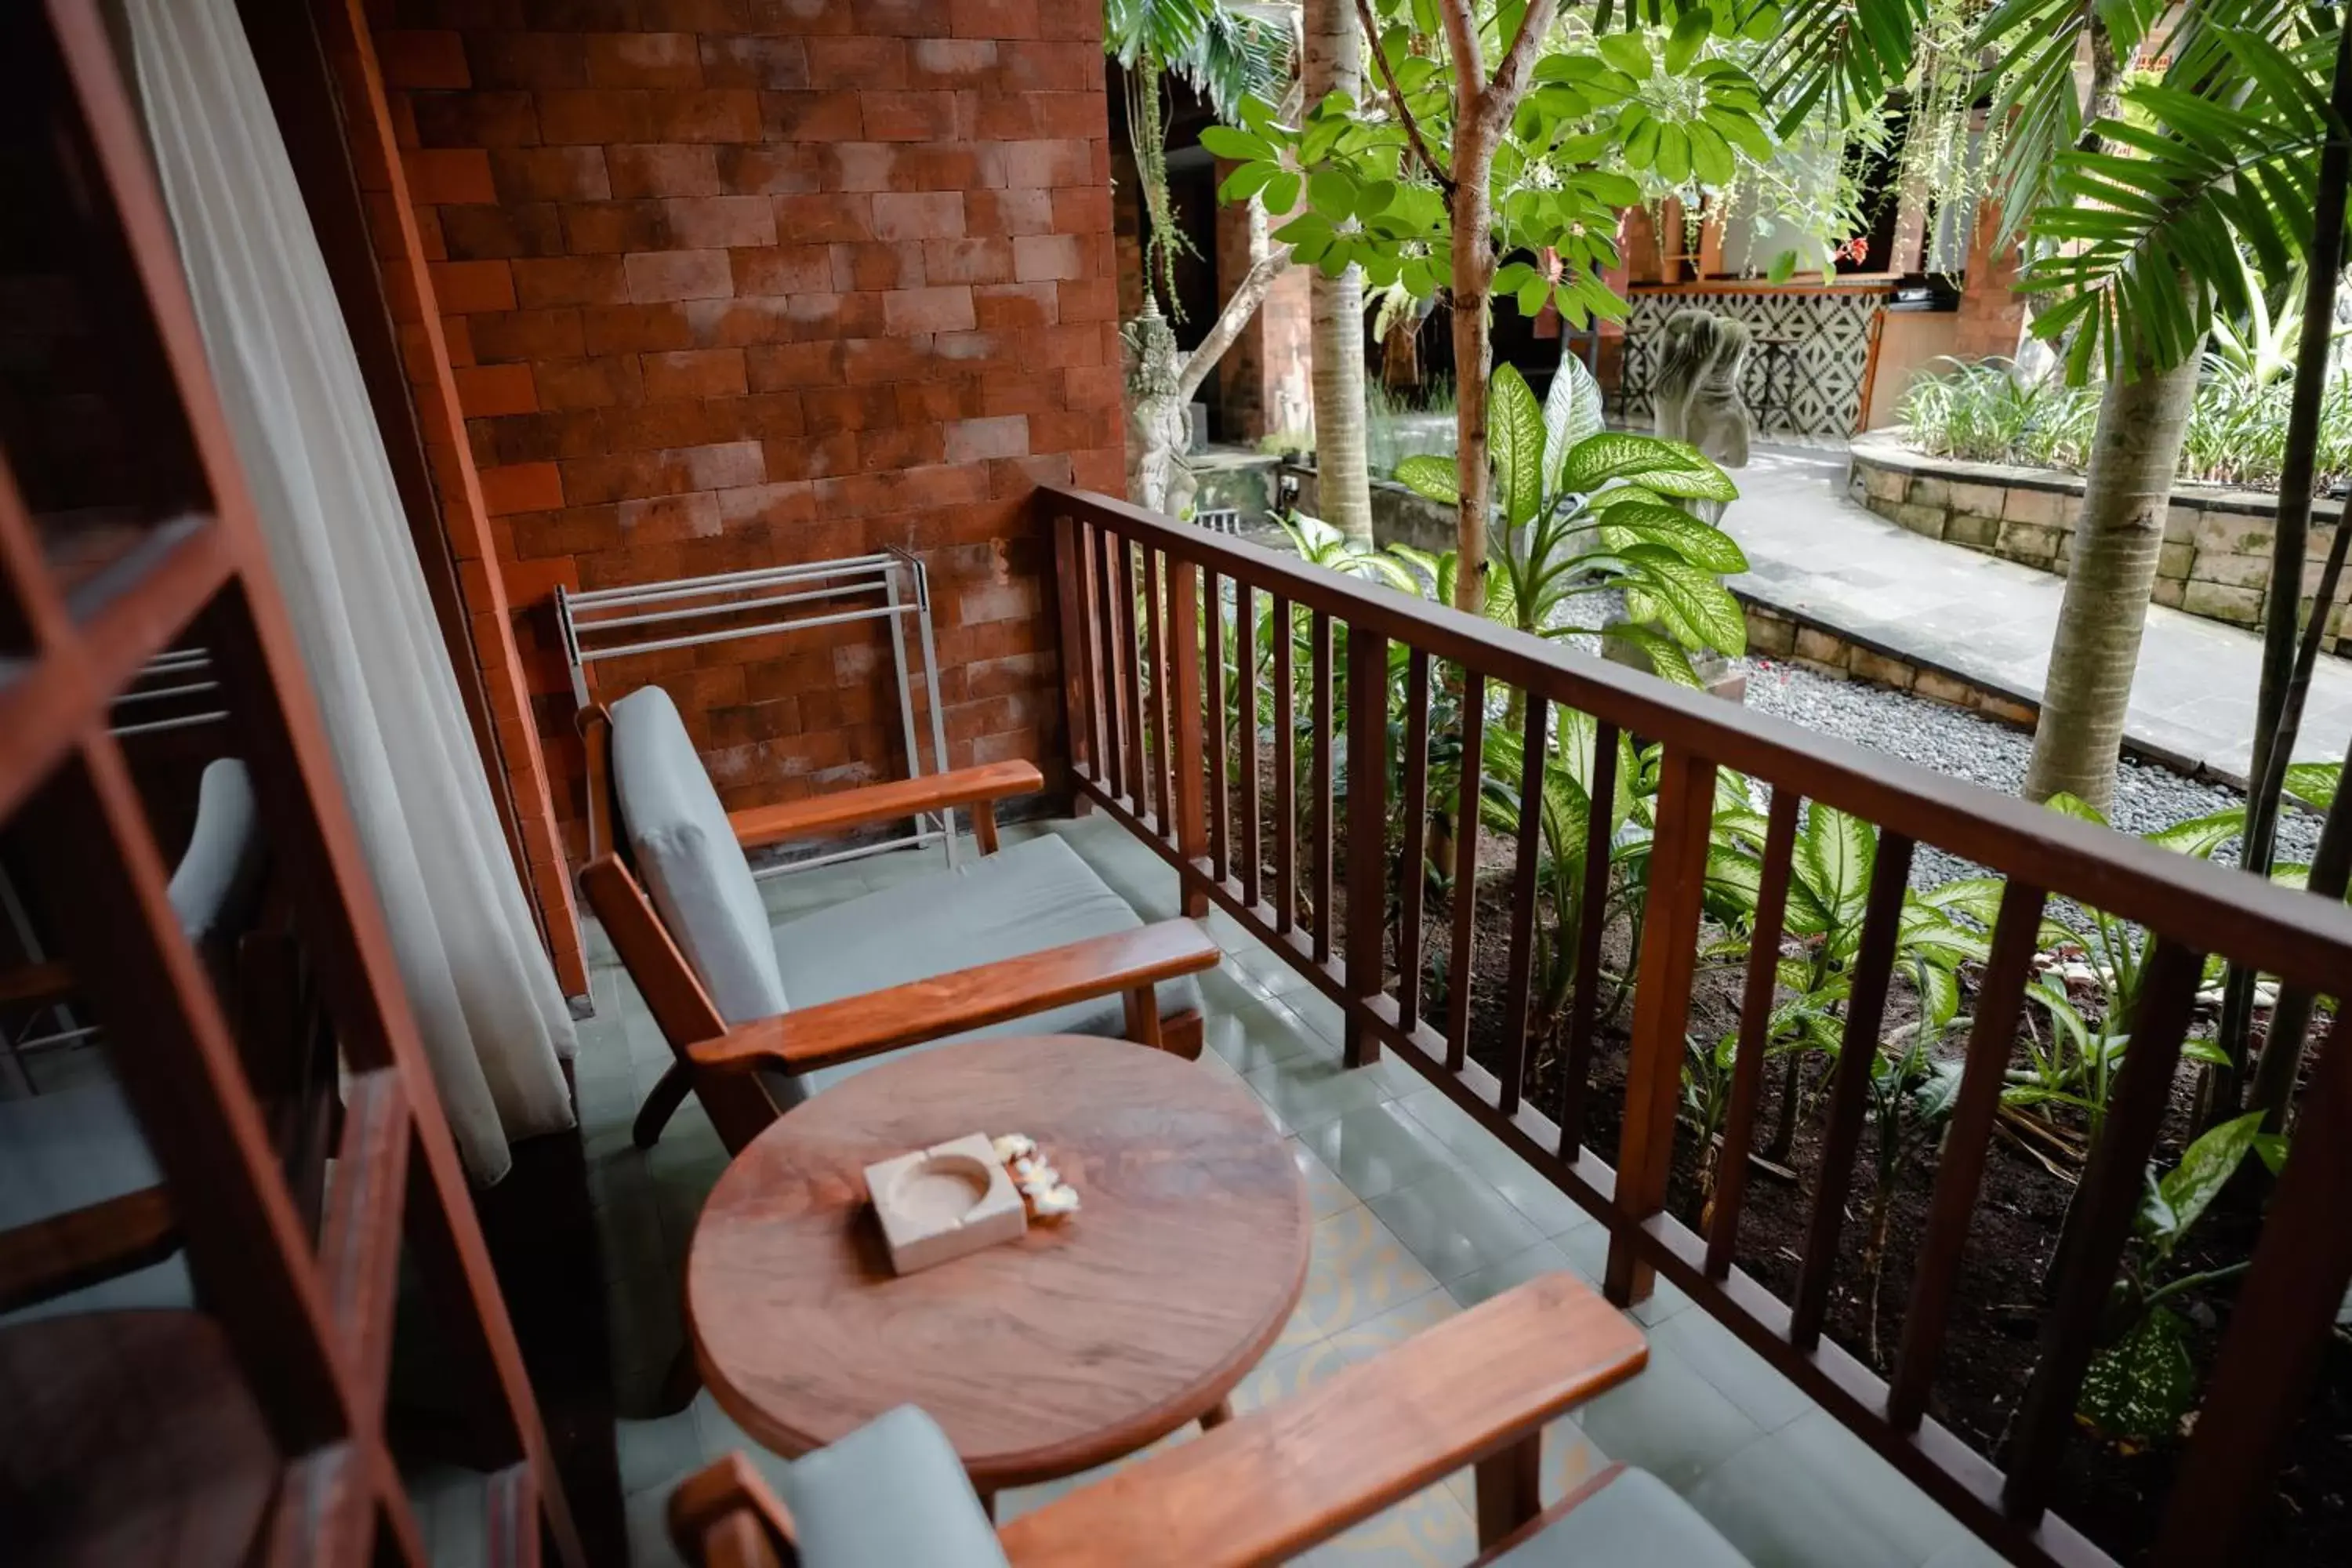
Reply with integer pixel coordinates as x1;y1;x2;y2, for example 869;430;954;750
686;1034;1311;1490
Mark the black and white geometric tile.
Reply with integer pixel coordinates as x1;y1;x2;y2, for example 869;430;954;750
1618;289;1879;441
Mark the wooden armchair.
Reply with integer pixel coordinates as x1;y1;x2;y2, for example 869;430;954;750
666;1271;1754;1567
576;687;1218;1156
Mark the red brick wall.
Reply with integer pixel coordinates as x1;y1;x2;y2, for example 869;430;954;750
323;0;590;995
1952;201;2026;361
365;0;1123;855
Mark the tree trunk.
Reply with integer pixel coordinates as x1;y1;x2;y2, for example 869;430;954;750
1303;0;1374;543
1449;133;1496;614
2021;336;2202;810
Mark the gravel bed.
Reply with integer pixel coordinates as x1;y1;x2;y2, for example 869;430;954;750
1740;657;2325;891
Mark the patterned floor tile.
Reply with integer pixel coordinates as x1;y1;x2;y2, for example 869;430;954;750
1293;1480;1478;1568
1283;1203;1446;1345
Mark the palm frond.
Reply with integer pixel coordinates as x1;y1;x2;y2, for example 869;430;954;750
2018;28;2337;379
1747;0;1928;138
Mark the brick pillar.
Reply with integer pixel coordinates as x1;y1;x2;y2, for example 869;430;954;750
1952;200;2027;361
362;0;1123;855
319;0;588;997
1210;162;1310;443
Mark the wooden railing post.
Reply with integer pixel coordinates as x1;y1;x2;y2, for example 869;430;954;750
2004;940;2201;1523
1606;746;1716;1305
1050;514;1092;794
1344;624;1388;1066
2156;1010;2352;1563
1168;557;1208;917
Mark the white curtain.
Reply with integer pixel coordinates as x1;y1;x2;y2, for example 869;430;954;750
126;0;576;1184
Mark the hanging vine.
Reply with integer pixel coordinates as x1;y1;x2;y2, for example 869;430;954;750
1123;57;1198;321
1899;0;2007;273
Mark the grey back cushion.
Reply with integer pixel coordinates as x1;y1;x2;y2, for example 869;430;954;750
778;1405;1009;1568
610;685;789;1024
168;757;266;949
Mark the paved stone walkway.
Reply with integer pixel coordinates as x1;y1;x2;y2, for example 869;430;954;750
1723;447;2352;786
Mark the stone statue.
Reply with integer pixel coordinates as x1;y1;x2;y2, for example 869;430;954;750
1123;302;1196;520
1650;307;1753;521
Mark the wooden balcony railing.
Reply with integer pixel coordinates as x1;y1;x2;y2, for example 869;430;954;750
1041;485;2352;1568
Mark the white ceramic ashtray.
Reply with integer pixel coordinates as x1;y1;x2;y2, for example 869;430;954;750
864;1133;1029;1276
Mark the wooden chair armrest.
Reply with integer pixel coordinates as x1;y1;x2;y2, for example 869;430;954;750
669;1454;799;1568
687;920;1219;1076
993;1272;1647;1568
0;1185;177;1316
0;959;75;1011
728;761;1044;853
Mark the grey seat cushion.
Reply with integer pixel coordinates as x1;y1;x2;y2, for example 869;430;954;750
776;1404;1008;1568
1490;1466;1751;1566
610;684;789;1025
0;1079;193;1322
773;834;1205;1091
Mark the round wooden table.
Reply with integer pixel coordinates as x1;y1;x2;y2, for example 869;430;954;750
686;1034;1311;1494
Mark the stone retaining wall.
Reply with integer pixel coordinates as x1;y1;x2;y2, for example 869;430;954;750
1848;433;2347;655
1744;601;2041;731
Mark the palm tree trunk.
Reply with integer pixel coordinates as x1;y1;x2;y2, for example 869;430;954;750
2021;332;2202;810
1303;0;1374;544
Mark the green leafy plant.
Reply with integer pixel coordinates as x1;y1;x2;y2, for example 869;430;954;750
1390;361;1746;684
2001;793;2269;1165
1706;797;1986;1163
2075;1112;2287;1445
1857;957;1967;1356
1477;707;1646;1049
1898;356;2352;495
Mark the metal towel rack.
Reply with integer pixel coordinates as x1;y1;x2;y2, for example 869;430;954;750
556;550;960;873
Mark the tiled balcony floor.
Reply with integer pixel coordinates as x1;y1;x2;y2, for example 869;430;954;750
415;814;2002;1568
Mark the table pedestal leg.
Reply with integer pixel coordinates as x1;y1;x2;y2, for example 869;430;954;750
980;1489;997;1522
1200;1398;1233;1430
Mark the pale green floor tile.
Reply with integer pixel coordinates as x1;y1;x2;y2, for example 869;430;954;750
1367;1167;1546;1283
1444;1239;1575;1309
1226;937;1323;1000
1294;1102;1459;1198
1683;1409;1968;1568
1247;1054;1393;1133
1287;1135;1361;1219
1919;1534;2013;1568
1394;1087;1597;1238
622;1483;684;1568
1210;995;1330;1073
1573;1338;1769;1491
1650;1302;1814;1434
616;1403;703;1499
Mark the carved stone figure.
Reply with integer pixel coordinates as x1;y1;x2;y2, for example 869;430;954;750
1123;303;1196;519
1651;307;1754;521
